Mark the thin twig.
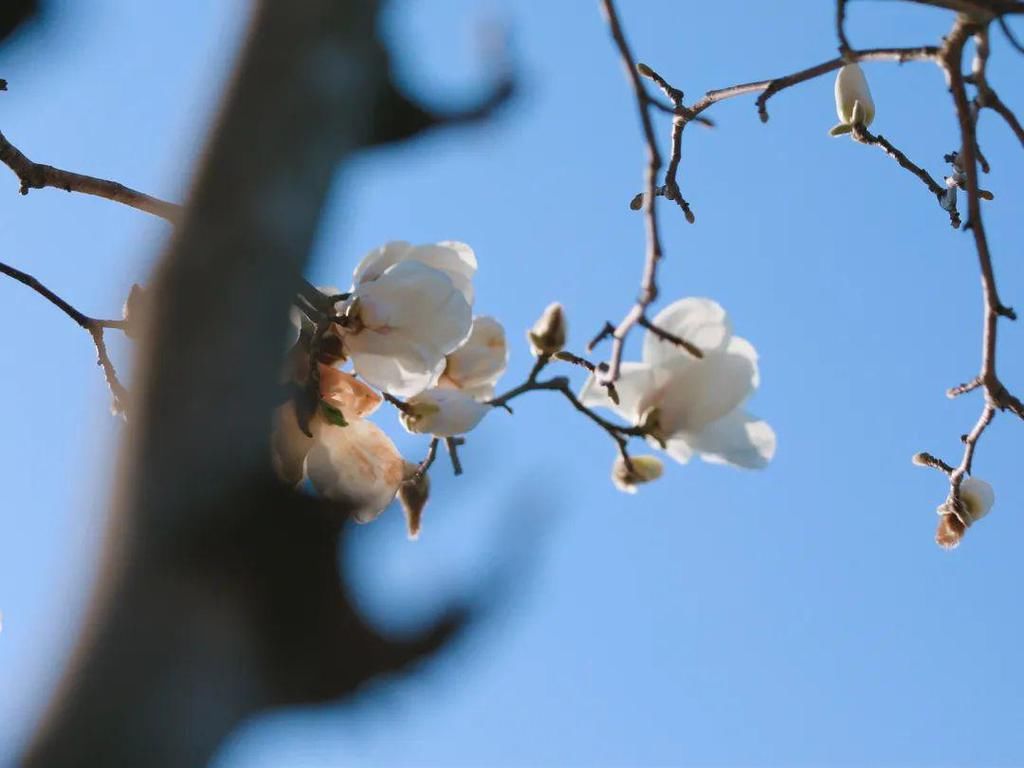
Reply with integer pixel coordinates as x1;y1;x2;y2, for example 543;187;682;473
410;438;440;482
849;124;960;226
444;436;464;476
638;316;704;359
598;0;679;386
684;47;939;124
836;0;853;57
0;260;128;410
0;129;180;221
969;29;1024;147
489;371;645;464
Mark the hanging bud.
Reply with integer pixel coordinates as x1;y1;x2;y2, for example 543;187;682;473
399;463;430;540
934;476;994;549
830;63;875;136
121;283;149;340
528;302;567;357
611;454;663;494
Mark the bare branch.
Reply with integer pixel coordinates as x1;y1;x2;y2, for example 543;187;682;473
918;14;1024;546
849;124;959;226
686;47;938;123
0;128;180;221
598;0;666;384
0;260;128;411
445;436;464;476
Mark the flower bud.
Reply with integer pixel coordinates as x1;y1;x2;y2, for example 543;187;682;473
830;63;875;136
440;316;508;399
611;454;663;494
528;302;567;357
399;463;430;540
400;388;490;437
934;476;994;549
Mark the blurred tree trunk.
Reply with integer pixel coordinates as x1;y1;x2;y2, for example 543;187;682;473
22;2;461;766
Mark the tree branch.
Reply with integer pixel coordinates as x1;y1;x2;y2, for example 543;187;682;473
0;260;128;411
0;128;180;221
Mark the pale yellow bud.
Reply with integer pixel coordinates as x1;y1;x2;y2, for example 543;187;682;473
528;302;567;357
611;455;663;494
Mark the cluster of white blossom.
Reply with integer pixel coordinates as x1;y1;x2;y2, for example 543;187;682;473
265;64;1002;544
272;241;788;536
273;241;507;534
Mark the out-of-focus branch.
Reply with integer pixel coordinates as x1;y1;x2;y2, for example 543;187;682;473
0;128;180;221
23;0;509;765
0;260;128;411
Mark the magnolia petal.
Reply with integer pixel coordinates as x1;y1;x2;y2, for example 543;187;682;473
271;403;313;486
352;241;416;286
417;241;477;304
353;240;476;304
346;260;472;395
690;409;776;469
657;339;757;434
443;315;508;397
834;63;875;127
644;298;732;365
355;260;472;354
960;477;995;524
661;434;695;465
350;352;444;399
402;388;490;437
318;366;382;417
580;362;661;424
305;418;405;523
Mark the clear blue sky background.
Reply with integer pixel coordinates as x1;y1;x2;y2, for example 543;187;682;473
2;1;1023;766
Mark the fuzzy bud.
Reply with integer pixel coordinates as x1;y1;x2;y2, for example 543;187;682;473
399;465;430;540
528;302;567;357
611;455;664;494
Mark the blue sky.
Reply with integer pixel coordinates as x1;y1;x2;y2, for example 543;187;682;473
2;1;1023;766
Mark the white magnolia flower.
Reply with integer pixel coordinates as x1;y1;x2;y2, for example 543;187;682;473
400;388;490;437
611;455;664;494
439;315;508;399
831;63;875;136
340;242;476;396
271;368;405;523
581;298;775;469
